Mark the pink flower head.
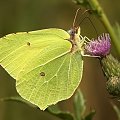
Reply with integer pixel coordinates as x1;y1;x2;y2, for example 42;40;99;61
85;33;111;57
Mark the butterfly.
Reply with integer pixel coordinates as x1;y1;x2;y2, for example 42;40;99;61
0;9;88;110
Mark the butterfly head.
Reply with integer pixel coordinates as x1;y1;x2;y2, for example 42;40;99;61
67;26;82;53
68;26;81;40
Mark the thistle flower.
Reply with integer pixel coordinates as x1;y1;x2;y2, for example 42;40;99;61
100;54;120;97
85;33;111;57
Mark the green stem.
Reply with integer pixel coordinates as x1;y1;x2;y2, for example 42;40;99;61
88;0;120;55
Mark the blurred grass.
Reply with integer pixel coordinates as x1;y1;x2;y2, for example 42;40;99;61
0;0;120;120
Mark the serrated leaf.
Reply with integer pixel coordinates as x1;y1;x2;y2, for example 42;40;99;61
47;105;74;120
0;28;83;110
73;89;86;120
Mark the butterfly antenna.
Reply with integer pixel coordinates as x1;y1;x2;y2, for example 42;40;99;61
81;9;91;15
79;16;98;37
73;8;81;28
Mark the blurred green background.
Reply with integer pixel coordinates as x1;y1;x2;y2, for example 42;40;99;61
0;0;120;120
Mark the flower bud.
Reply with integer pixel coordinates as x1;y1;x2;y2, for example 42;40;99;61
100;54;120;97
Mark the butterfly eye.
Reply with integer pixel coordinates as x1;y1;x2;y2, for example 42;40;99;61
71;30;75;34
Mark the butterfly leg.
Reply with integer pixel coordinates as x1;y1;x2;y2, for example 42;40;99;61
80;36;100;58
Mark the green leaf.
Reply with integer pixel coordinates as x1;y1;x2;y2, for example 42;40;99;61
0;28;83;110
73;89;95;120
47;105;74;120
73;89;86;120
83;110;95;120
1;96;74;120
73;0;89;6
0;96;37;108
113;104;120;120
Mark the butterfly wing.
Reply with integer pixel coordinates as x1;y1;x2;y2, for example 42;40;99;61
0;28;83;110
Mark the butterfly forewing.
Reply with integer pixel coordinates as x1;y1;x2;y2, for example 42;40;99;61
0;29;71;79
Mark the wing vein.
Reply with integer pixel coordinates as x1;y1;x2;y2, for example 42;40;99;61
37;54;68;106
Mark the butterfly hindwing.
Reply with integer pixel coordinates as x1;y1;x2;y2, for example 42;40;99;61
17;51;83;110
